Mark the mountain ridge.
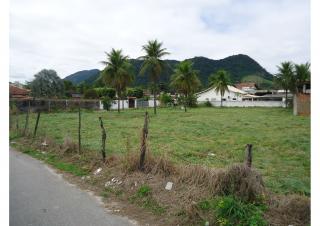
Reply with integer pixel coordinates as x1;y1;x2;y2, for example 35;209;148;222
64;54;274;88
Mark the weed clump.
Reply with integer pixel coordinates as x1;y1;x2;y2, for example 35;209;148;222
179;163;265;203
129;185;166;215
217;164;265;202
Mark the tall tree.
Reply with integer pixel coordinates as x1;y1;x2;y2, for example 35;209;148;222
170;60;201;112
208;70;230;107
100;49;134;113
29;69;64;98
293;62;310;94
274;62;294;107
139;39;169;115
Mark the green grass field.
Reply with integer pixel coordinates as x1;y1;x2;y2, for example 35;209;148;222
11;107;310;195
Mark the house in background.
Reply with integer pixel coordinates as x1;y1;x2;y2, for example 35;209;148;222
196;85;247;102
9;84;31;99
235;82;258;94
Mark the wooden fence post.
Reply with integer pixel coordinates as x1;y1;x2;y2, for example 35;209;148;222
139;111;149;170
48;99;51;112
33;111;41;138
78;101;81;154
245;144;253;168
15;101;19;130
99;117;106;162
23;100;30;136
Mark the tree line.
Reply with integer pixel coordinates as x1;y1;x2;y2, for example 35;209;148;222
24;39;310;113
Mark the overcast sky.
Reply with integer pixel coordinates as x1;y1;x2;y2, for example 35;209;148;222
10;0;310;82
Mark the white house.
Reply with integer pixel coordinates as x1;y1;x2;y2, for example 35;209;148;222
196;85;247;102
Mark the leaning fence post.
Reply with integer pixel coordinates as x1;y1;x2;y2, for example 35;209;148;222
245;144;253;168
139;111;149;171
33;111;41;138
23;100;30;136
78;101;81;154
98;117;106;162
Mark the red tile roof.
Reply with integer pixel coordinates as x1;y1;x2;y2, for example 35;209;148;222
9;85;30;96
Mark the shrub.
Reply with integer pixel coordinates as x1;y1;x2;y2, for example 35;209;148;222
177;94;198;108
101;96;113;110
214;196;267;226
84;89;98;99
137;185;152;197
159;93;173;107
95;88;116;99
204;100;212;107
127;88;144;99
186;94;198;107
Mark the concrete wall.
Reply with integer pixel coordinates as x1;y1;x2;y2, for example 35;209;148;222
202;100;285;107
100;99;160;110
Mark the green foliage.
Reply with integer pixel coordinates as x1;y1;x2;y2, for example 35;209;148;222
76;82;91;94
84;89;98;99
204;100;212;107
137;185;152;197
21;148;88;176
185;94;198;107
274;62;295;92
170;60;201;111
29;69;64;98
63;80;76;97
127;87;144;98
101;96;113;110
129;185;165;215
95;87;116;99
209;70;230;106
293;62;310;93
213;196;267;226
64;54;273;88
100;49;134;112
159;93;173;106
241;75;274;89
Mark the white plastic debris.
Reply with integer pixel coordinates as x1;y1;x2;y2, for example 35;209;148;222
93;168;102;175
134;181;138;187
111;178;116;182
207;153;215;157
165;182;173;190
205;221;209;226
105;181;112;187
41;141;48;146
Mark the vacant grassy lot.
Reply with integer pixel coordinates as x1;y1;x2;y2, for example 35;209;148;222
12;107;310;195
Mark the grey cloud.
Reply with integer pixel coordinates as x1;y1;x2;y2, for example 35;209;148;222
10;0;310;82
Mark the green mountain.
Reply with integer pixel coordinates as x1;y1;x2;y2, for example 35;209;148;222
63;54;273;88
64;69;100;84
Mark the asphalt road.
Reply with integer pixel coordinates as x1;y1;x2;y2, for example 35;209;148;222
9;148;136;226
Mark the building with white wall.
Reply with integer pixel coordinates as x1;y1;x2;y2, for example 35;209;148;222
196;85;247;102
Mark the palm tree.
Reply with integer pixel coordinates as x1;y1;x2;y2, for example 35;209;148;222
139;40;170;115
208;70;230;107
274;61;294;107
170;60;201;112
293;62;310;94
100;49;134;113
